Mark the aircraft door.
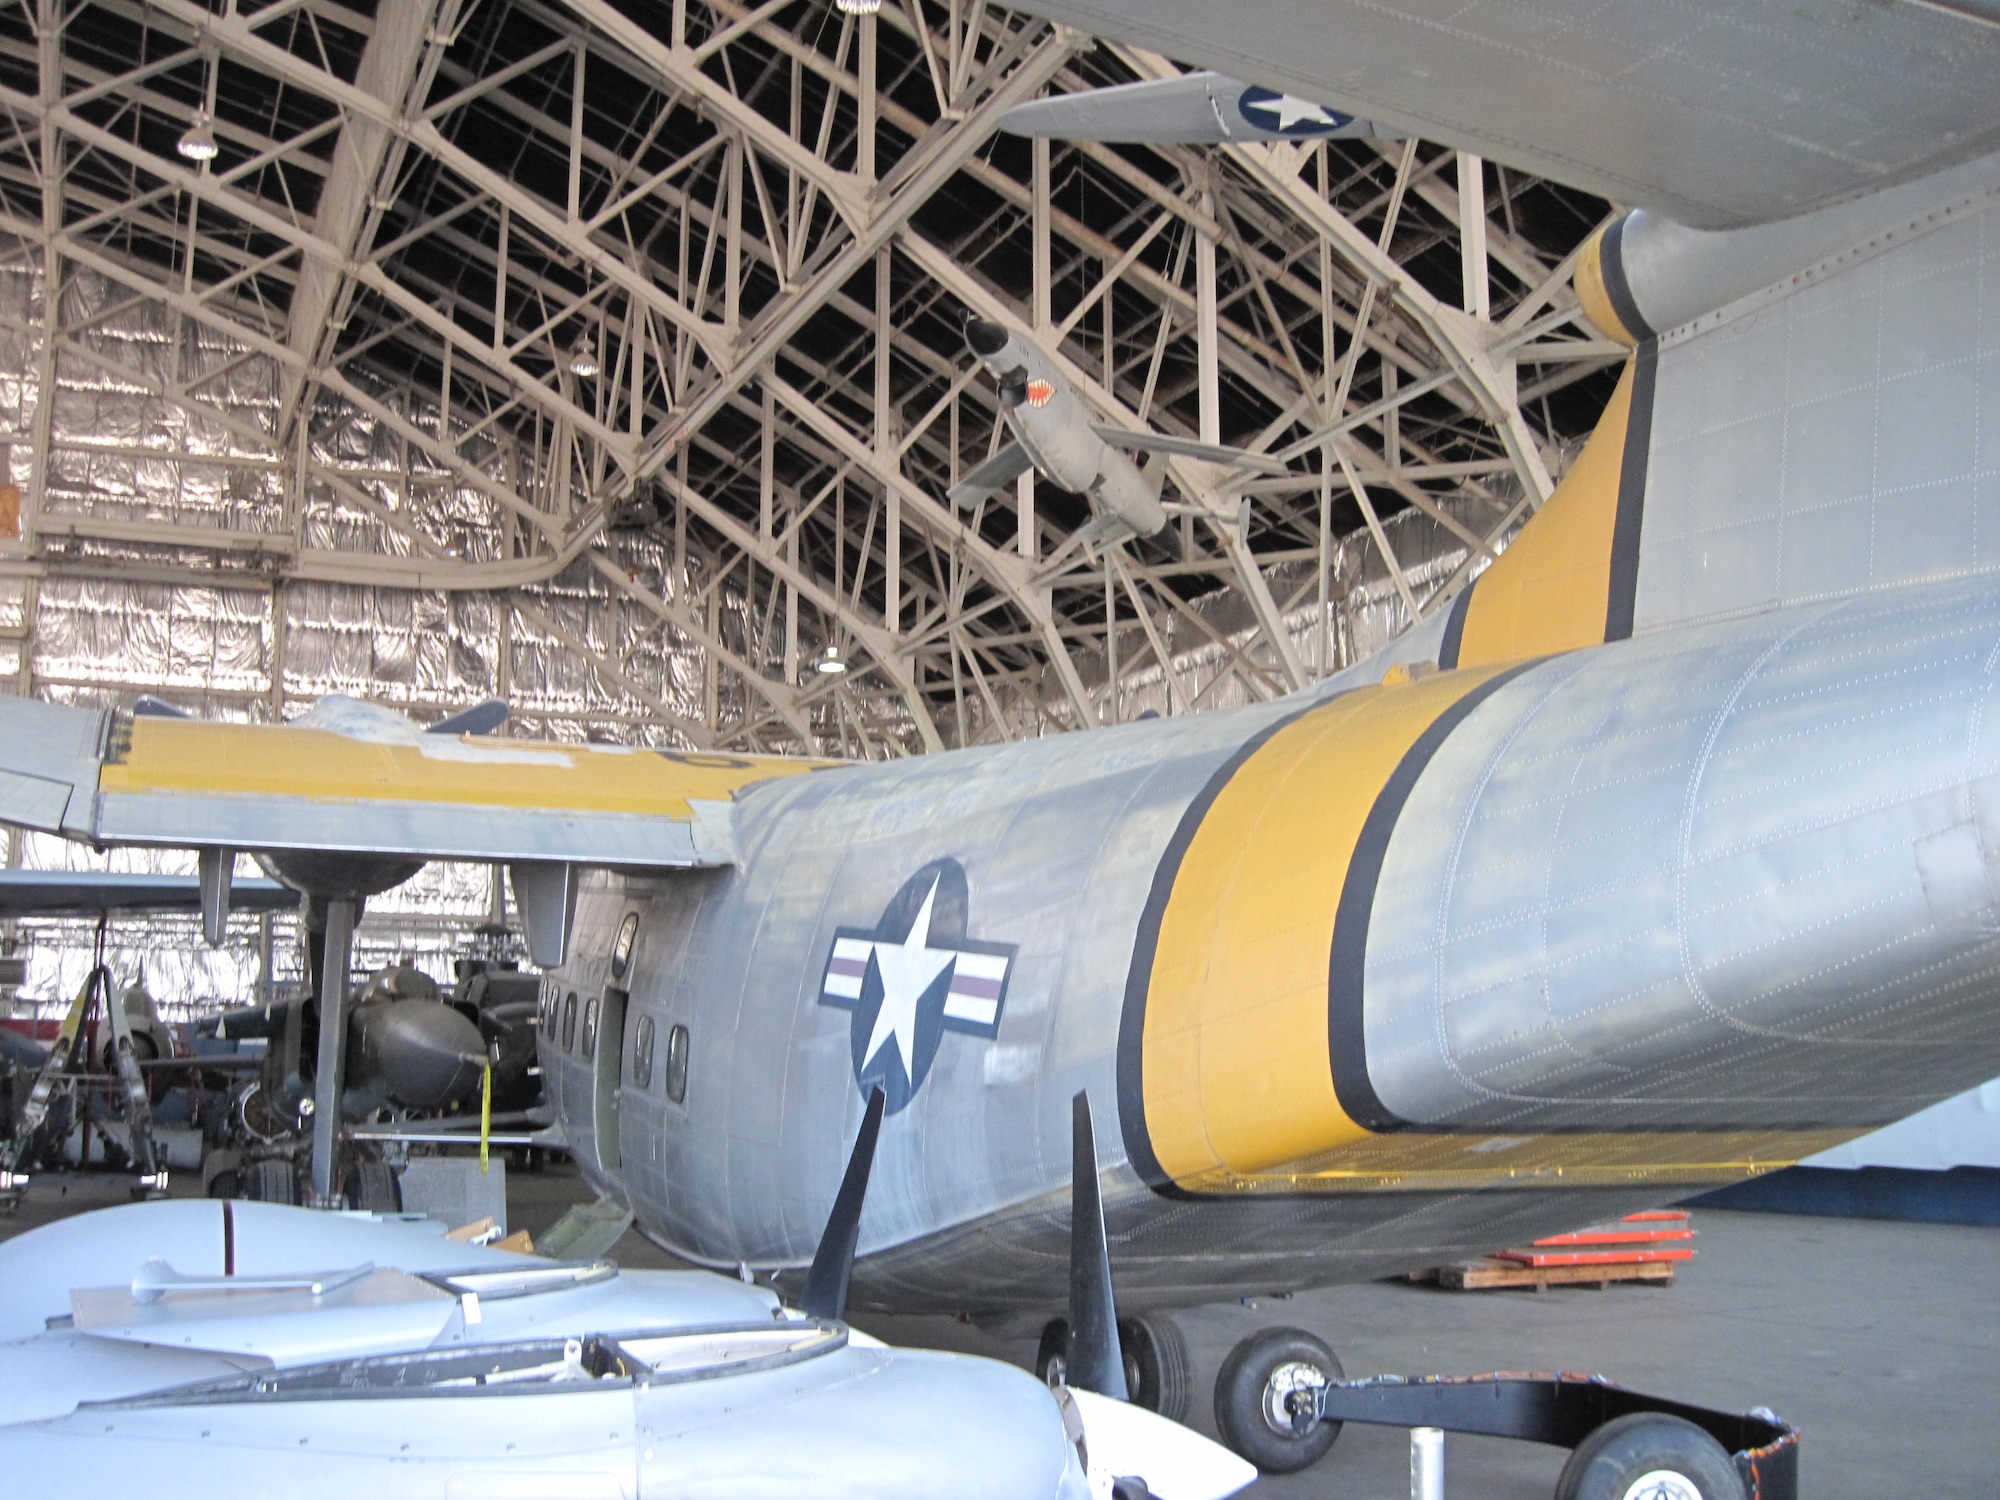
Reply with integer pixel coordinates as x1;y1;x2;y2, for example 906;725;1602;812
593;985;627;1174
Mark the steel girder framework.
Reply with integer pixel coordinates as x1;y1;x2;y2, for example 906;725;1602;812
0;0;1616;761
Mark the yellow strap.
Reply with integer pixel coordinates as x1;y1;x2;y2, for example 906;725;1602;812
479;1061;493;1174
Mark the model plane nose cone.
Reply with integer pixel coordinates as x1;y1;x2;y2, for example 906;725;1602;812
965;318;1010;356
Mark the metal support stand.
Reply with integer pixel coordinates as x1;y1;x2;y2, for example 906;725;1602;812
1311;1372;1799;1500
307;895;357;1208
1410;1426;1443;1500
1;918;166;1203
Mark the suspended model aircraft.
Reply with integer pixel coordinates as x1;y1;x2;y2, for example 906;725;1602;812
948;316;1285;549
0;0;1997;1476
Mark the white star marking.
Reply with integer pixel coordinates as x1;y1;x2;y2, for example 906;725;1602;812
861;877;958;1082
1245;94;1342;132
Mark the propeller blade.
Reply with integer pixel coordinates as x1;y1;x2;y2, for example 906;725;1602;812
1067;1090;1129;1400
132;694;192;719
798;1085;887;1321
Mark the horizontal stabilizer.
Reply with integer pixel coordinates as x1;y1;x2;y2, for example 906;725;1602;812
1002;73;1384;145
1093;426;1289;473
947;442;1035;509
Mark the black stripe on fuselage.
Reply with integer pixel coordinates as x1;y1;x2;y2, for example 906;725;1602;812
1598;215;1656;344
1604;338;1657;642
1116;702;1324;1196
1326;662;1541;1132
1438;580;1477;670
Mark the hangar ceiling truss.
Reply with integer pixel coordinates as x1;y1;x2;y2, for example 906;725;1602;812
0;0;1615;761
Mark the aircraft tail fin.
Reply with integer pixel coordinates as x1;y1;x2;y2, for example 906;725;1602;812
1441;162;2000;673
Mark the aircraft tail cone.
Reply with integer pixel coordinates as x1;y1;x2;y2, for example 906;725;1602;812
965;317;1010;357
798;1085;887;1321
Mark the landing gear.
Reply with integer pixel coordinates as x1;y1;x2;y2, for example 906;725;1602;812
1554;1414;1742;1500
1119;1314;1192;1423
1213;1326;1344;1474
1035;1317;1069;1389
242;1157;299;1205
345;1158;402;1213
1034;1313;1193;1423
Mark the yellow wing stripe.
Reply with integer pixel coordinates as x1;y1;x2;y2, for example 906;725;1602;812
100;719;832;820
1136;665;1516;1183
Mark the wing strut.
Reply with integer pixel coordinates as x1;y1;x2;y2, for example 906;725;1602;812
306;896;359;1208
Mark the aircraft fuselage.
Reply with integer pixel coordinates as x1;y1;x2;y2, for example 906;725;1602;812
538;573;2000;1313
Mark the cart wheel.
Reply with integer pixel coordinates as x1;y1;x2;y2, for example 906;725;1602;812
346;1159;402;1213
1554;1413;1745;1500
1036;1318;1069;1388
1119;1314;1192;1423
242;1158;298;1205
1213;1327;1343;1473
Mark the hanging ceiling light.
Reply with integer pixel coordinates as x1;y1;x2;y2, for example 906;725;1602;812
834;0;881;14
816;644;849;675
177;115;219;162
567;339;599;377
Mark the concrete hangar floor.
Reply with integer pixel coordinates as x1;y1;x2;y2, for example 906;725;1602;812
6;1166;1989;1499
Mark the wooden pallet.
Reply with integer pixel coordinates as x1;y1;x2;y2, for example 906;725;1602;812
1412;1212;1693;1291
1415;1256;1680;1292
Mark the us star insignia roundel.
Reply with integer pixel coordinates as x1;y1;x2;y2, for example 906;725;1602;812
817;858;1015;1114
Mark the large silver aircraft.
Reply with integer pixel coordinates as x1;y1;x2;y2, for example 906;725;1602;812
0;0;1996;1472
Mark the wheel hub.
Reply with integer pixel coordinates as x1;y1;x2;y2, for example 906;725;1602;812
1620;1471;1703;1500
1259;1359;1329;1437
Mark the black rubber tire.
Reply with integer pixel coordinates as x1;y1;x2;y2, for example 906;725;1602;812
205;1169;239;1201
1554;1413;1746;1500
1036;1317;1070;1388
1119;1314;1193;1424
243;1157;298;1205
1213;1327;1344;1474
347;1158;402;1213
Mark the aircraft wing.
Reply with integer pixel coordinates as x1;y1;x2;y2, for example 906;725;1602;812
1000;0;2000;228
0;871;301;916
0;694;836;870
947;442;1036;509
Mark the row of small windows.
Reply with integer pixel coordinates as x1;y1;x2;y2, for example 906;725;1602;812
538;974;687;1104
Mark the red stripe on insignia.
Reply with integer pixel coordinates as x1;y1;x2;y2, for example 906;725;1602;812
948;975;1003;1000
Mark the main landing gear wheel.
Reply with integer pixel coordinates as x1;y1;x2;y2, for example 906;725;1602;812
1036;1318;1070;1389
1118;1314;1192;1423
242;1158;298;1205
1554;1414;1745;1500
1214;1327;1344;1473
346;1158;402;1213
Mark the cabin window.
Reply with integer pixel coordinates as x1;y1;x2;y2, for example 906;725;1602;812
664;1022;690;1105
561;992;578;1051
611;912;640;981
582;997;600;1059
633;1015;656;1089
